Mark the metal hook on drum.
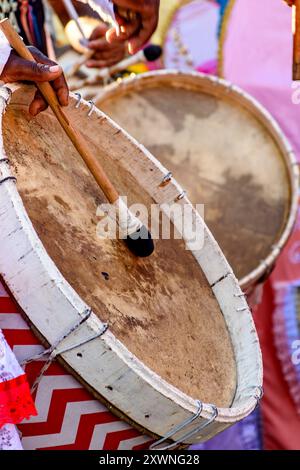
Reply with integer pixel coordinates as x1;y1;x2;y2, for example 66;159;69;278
160;171;172;187
150;400;203;451
74;93;82;109
160;404;219;450
87;100;95;117
176;190;187;202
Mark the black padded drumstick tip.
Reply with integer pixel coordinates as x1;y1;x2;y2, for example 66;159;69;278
143;45;163;62
125;225;155;257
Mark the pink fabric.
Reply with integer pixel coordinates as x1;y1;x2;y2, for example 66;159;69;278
223;0;300;450
223;0;300;159
164;0;220;71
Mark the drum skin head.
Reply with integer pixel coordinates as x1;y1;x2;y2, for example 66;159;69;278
2;86;237;408
98;72;294;284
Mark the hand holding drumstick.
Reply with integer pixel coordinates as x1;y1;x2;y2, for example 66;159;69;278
106;0;160;55
0;47;68;116
0;18;154;258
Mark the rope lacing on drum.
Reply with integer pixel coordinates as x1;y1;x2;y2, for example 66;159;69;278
244;385;264;408
150;402;219;450
21;308;108;393
149;400;203;450
150;383;263;449
0;176;16;185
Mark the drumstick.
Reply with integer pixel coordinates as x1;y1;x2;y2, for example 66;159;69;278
66;49;94;79
65;4;139;78
0;19;154;258
293;0;300;80
62;0;93;78
68;44;162;81
62;0;88;47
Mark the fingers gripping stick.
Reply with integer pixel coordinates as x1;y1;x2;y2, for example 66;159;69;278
0;18;154;257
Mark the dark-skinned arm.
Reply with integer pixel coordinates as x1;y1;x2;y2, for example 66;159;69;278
47;0;97;27
0;47;69;116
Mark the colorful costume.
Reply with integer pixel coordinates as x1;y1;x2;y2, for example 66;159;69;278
0;279;36;449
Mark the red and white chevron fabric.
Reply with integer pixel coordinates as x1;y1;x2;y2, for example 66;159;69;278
0;279;152;450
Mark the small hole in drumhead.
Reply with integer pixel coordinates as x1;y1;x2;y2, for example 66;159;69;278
101;272;110;280
145;414;150;419
106;385;113;391
77;353;82;358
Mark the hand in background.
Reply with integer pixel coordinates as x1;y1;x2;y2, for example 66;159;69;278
86;23;126;68
106;0;160;54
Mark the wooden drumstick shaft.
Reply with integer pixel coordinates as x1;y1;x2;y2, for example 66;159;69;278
62;0;87;43
0;19;119;204
66;6;139;78
62;0;93;78
293;0;300;80
66;49;94;79
0;19;155;257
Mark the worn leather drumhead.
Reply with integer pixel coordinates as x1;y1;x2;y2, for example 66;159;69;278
97;71;297;286
2;86;237;408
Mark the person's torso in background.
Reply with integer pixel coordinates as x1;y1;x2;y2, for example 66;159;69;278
0;0;47;53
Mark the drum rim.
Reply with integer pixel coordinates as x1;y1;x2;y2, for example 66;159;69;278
0;83;262;443
96;69;299;290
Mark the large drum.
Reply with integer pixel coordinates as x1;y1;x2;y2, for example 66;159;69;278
96;71;299;290
0;84;262;446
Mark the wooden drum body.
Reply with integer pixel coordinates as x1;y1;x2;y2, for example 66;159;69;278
0;84;262;445
96;71;299;290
